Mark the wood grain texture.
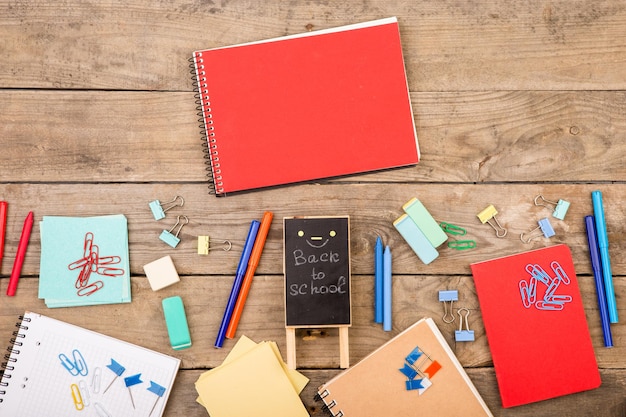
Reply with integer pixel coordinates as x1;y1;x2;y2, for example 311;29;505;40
0;0;624;415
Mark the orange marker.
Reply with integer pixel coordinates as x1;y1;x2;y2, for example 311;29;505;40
7;211;34;296
226;211;273;338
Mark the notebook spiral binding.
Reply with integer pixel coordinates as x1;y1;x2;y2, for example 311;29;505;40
315;389;344;417
0;315;31;402
189;54;222;195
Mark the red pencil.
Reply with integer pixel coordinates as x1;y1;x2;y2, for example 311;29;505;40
226;211;273;339
7;211;34;296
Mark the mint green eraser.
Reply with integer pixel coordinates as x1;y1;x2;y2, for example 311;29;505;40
402;197;448;248
393;214;439;264
162;296;192;350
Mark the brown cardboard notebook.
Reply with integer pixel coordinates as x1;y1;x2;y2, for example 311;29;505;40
317;318;492;417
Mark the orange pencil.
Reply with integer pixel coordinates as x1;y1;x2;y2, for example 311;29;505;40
226;211;273;338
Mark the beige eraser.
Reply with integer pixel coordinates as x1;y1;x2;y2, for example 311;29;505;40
143;255;180;291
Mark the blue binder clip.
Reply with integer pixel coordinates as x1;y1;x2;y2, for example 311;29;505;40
454;308;475;342
520;217;555;243
438;290;458;323
534;195;570;220
159;215;189;248
149;195;184;220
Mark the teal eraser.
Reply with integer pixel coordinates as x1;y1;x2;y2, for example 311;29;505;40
162;296;192;350
393;214;439;264
402;197;448;248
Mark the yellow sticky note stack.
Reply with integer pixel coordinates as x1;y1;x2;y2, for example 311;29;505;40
195;336;309;417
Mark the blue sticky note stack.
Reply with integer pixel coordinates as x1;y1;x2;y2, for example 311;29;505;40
393;198;448;264
39;214;131;308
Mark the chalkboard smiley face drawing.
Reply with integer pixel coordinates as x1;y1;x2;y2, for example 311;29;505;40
298;228;337;249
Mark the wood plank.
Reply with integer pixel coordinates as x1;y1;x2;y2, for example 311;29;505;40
0;274;623;370
1;91;626;183
0;1;625;91
1;182;626;276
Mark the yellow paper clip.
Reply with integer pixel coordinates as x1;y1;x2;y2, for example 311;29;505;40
197;236;232;254
71;383;84;411
477;205;507;238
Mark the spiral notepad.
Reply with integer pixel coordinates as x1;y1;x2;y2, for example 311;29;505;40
191;17;419;196
0;312;180;416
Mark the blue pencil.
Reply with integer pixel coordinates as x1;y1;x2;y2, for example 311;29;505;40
374;236;383;323
383;245;392;332
585;216;613;347
214;220;260;348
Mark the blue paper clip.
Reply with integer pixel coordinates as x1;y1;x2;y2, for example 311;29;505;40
520;217;555;243
534;195;570;220
438;290;458;323
160;215;189;248
454;308;475;342
149;195;184;220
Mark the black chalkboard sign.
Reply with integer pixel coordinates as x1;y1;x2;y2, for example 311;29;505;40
284;216;351;327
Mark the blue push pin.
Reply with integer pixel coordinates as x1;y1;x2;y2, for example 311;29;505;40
160;215;189;248
103;358;126;394
147;381;167;416
124;373;144;409
149;195;184;220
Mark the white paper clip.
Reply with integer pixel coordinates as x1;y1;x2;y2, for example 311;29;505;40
149;195;184;220
534;195;570;220
197;236;232;254
454;308;475;342
520;217;555;243
438;290;458;323
477;205;507;237
159;215;189;248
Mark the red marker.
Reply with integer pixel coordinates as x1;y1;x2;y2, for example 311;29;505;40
7;211;34;296
0;201;7;271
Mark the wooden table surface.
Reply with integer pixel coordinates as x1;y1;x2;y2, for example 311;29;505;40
1;1;625;416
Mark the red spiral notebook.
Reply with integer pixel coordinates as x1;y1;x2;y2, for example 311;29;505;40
470;244;601;408
191;17;419;196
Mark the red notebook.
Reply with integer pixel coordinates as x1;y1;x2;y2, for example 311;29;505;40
470;244;601;408
191;17;419;196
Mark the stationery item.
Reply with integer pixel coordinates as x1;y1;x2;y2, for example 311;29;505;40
197;235;231;254
284;216;351;369
402;198;448;247
39;215;131;307
454;308;475;342
143;255;180;291
215;220;260;348
591;190;618;323
316;318;493;416
520;217;555;243
226;211;274;339
393;213;439;264
476;205;507;237
440;222;476;250
148;195;184;220
195;336;309;417
374;236;384;323
383;245;392;331
191;17;419;195
584;215;613;347
534;194;570;220
0;201;7;271
438;290;458;323
7;211;33;296
162;296;192;350
0;312;180;416
471;244;601;407
159;215;189;248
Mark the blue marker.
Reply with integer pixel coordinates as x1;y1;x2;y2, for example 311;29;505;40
591;191;618;323
215;220;260;348
585;216;613;347
374;236;383;323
